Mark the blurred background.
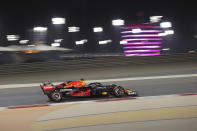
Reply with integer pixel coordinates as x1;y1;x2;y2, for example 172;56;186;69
0;0;196;64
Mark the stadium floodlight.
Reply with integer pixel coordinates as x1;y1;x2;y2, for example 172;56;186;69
93;27;103;32
75;39;88;45
51;43;60;47
162;48;170;51
99;40;112;45
150;16;163;23
160;22;172;28
68;27;80;32
7;38;18;41
7;35;20;41
120;40;127;44
19;40;29;44
33;27;47;32
99;41;108;45
52;17;66;24
76;41;84;45
132;28;142;33
112;19;125;26
7;35;19;38
107;40;112;43
158;33;167;36
165;30;174;35
54;39;63;43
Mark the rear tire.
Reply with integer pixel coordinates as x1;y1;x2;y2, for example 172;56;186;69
50;91;62;102
113;86;125;97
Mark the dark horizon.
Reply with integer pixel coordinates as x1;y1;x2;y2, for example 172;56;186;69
0;0;197;53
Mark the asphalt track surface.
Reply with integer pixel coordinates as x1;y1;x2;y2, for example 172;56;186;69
0;62;197;107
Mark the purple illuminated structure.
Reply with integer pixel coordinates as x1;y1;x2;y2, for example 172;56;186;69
122;38;163;41
124;50;161;53
121;30;163;34
121;24;163;57
123;46;161;49
125;53;160;57
122;34;160;38
123;42;162;45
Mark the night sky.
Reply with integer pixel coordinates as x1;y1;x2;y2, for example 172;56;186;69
0;0;197;52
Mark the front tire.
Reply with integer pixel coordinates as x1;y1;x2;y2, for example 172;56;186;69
50;91;62;102
113;86;125;97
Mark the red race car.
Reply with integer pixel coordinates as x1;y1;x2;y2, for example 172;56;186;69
40;80;137;102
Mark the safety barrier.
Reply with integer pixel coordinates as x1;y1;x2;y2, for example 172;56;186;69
0;53;197;75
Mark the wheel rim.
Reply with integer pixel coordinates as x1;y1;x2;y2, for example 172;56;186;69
114;87;124;96
54;94;60;99
52;92;61;101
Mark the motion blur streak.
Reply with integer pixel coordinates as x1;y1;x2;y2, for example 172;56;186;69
123;42;162;45
123;46;161;49
121;30;163;34
1;73;197;89
124;50;161;53
122;34;161;38
122;38;163;41
125;53;160;57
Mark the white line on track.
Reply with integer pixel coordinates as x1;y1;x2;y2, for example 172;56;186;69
0;107;6;111
1;73;197;89
0;93;196;112
50;100;93;106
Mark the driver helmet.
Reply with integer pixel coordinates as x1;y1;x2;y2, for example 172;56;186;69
80;78;86;86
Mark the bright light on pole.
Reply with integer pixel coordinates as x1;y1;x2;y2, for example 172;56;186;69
7;35;20;41
120;41;127;44
99;40;112;45
162;48;170;51
33;27;47;44
54;39;63;43
51;43;60;47
112;19;125;26
75;39;88;45
33;27;48;32
76;41;84;45
93;27;103;32
19;40;29;44
132;28;142;33
52;17;66;24
158;30;174;36
160;22;172;28
150;16;163;23
68;27;80;32
158;33;167;36
165;30;174;35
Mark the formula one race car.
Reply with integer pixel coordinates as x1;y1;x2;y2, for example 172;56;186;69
40;81;137;102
